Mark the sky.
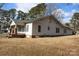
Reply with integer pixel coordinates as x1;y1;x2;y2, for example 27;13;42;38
1;3;79;23
56;3;79;23
1;3;38;12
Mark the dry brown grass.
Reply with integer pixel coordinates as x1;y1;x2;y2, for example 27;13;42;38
0;35;79;56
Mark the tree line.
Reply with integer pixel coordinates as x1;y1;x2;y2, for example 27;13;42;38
0;3;79;34
65;13;79;33
0;3;46;29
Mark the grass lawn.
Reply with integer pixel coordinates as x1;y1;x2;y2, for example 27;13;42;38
0;35;79;56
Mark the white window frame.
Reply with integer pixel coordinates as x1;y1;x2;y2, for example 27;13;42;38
26;25;29;32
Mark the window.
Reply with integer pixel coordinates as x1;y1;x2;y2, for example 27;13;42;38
18;27;21;31
18;27;24;32
21;27;24;32
38;25;41;32
26;25;29;32
56;28;60;33
64;29;67;33
48;26;50;31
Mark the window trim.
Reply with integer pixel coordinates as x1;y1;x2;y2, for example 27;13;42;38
56;27;60;33
26;25;29;32
64;29;67;33
38;25;41;32
48;26;50;31
18;26;25;32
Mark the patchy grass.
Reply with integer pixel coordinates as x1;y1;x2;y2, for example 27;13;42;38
0;35;79;56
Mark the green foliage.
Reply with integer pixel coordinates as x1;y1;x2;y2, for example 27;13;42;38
17;10;28;20
0;3;46;30
70;13;79;31
28;3;46;18
65;23;70;27
8;9;17;19
2;11;9;17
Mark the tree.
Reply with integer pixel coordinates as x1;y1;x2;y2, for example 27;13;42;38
0;9;16;30
52;9;64;23
45;3;57;16
65;23;70;27
28;3;46;18
2;10;9;17
70;13;79;32
17;10;25;20
8;9;17;19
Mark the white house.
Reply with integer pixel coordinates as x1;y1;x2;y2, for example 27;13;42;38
9;15;74;38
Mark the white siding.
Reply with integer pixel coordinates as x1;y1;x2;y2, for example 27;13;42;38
16;23;33;38
17;32;26;34
25;23;33;37
16;17;73;37
17;23;33;36
66;29;73;35
32;18;72;36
